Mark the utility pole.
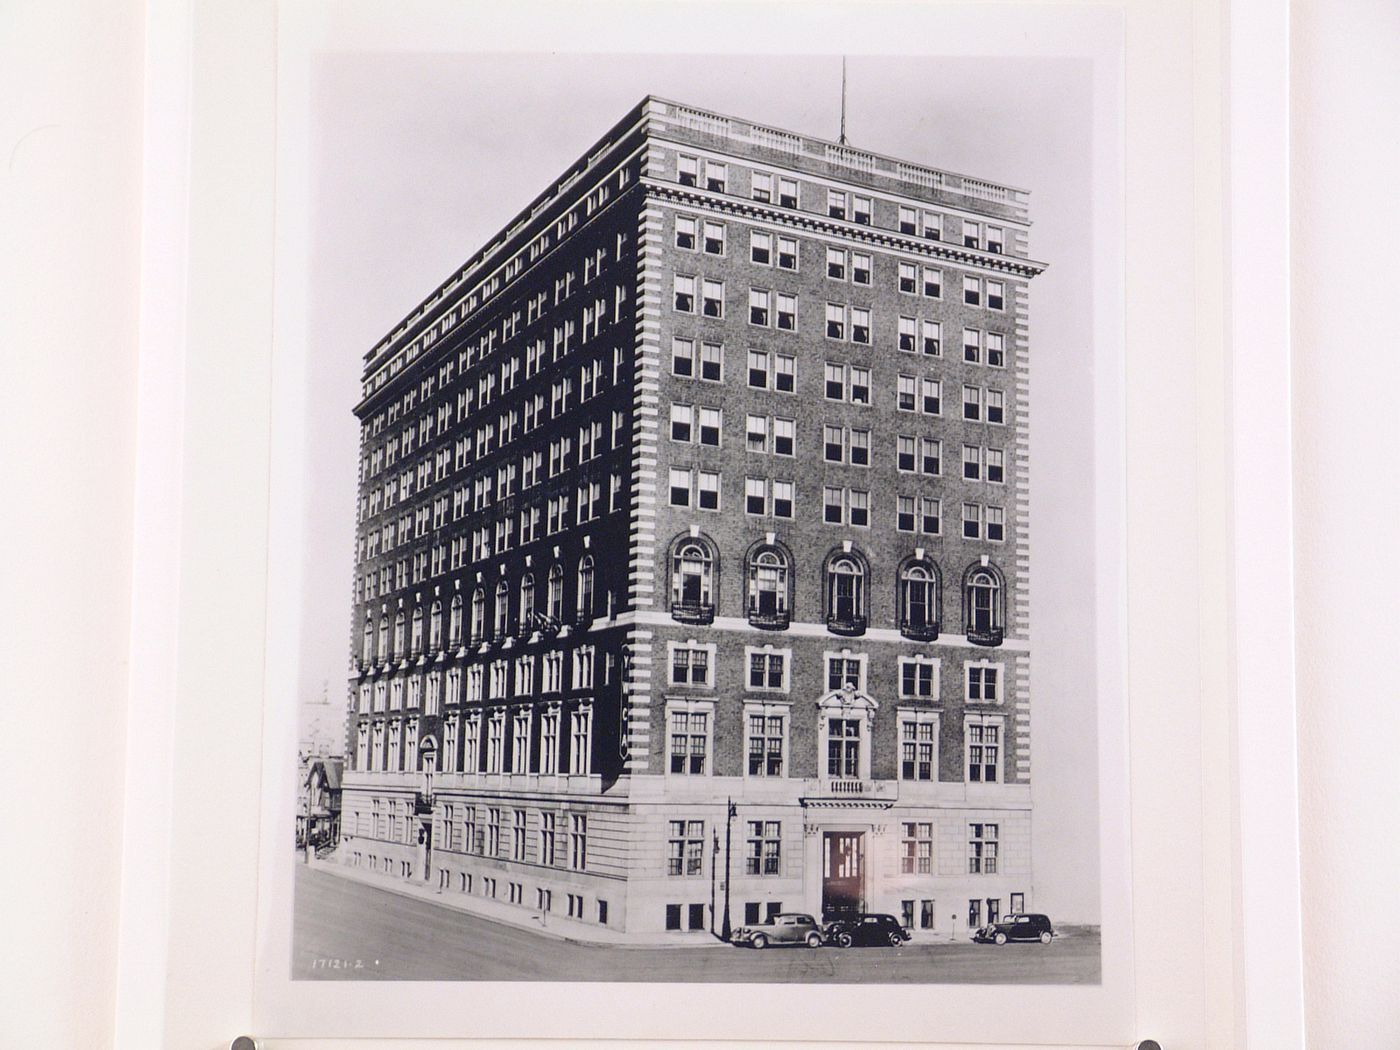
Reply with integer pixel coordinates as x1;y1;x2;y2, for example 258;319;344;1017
721;797;736;940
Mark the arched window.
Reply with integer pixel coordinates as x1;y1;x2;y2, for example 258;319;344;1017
746;545;790;628
470;587;486;642
429;600;443;652
361;617;374;664
826;554;867;634
519;574;536;631
671;539;715;623
378;615;390;662
448;594;463;647
547;565;564;623
576;556;595;620
964;564;1004;646
393;610;406;657
410;606;424;655
494;580;510;637
899;561;940;640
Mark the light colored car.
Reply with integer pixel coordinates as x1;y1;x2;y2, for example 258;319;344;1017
730;912;825;949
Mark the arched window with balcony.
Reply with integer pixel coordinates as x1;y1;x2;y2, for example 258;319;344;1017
362;616;374;665
393;610;406;658
824;550;869;636
448;594;463;647
519;574;536;632
410;606;424;655
963;562;1005;646
669;536;717;624
429;600;443;652
378;614;390;662
576;555;595;622
744;542;791;629
547;565;564;624
470;587;486;642
899;559;941;641
494;579;510;637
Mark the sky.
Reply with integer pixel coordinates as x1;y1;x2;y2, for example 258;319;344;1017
298;52;1100;920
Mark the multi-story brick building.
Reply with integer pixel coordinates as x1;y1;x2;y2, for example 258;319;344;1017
335;96;1046;941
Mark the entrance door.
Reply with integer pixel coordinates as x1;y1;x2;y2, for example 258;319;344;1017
822;832;864;919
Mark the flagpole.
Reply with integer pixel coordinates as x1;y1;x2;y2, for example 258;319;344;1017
839;56;848;145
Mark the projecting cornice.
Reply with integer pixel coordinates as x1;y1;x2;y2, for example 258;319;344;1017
641;180;1049;280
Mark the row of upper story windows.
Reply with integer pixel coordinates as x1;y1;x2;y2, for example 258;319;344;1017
659;535;1009;644
674;153;1013;253
670;270;1008;323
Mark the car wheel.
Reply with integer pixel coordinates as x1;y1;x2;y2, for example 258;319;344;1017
751;933;768;950
806;932;822;948
994;932;1008;945
1039;931;1053;944
835;931;854;948
887;931;903;947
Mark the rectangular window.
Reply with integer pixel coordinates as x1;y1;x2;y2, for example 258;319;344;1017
899;315;917;352
745;476;766;515
747;712;785;776
963;221;981;249
778;177;798;208
897;374;917;412
897;435;916;472
512;809;527;861
852;251;871;284
899;660;938;699
776;235;798;270
827;189;847;220
775;352;795;391
773;418;794;456
827;246;847;280
700;341;723;381
987;332;1005;367
751;230;772;265
772;480;794;518
987;390;1005;424
849;489;869;527
898;204;917;234
674;274;695;312
669;467;692;507
897;495;915;532
921;437;941;475
746;821;782;875
963;274;981;306
901;822;934;872
668;820;705;876
969;822;999;873
697;470;720;510
850;307;871;345
899;261;917;293
964;327;982;364
967;663;1001;703
825;302;845;340
569;814;587;869
752;171;773;202
921;378;941;415
826;656;862;691
672;336;695;377
921;319;941;356
776;293;796;331
703;221;725;255
747;415;768;454
705;162;727;193
963;444;982;481
675;215;696;250
986;448;1004;483
670;646;711;686
987;506;1005;542
747;651;786;690
677;154;698;186
539;811;557;864
668;710;709;774
823;486;843;524
702;279;723;317
987;226;1004;253
962;502;982;539
749;288;770;327
748;349;769;389
963;385;981;421
670;403;693;442
698;407;721;446
921;497;941;535
987;280;1005;310
852;194;872;224
967;723;1002;783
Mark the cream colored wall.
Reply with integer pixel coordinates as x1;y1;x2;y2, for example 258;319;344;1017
0;3;144;1048
1292;2;1400;1048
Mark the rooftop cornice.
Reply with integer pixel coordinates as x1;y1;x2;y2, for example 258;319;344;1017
643;180;1048;280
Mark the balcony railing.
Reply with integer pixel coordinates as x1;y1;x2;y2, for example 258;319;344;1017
967;625;1005;647
671;601;715;626
900;621;941;642
803;778;899;803
746;608;790;631
825;613;868;637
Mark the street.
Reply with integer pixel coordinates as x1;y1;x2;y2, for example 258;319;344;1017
293;866;1102;983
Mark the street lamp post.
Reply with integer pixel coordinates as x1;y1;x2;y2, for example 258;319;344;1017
709;829;719;936
721;797;736;941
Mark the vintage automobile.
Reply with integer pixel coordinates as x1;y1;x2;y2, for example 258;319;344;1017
822;912;912;948
729;912;825;949
972;913;1056;945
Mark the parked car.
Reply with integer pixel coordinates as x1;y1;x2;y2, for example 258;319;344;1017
973;913;1056;945
823;912;912;948
731;912;825;949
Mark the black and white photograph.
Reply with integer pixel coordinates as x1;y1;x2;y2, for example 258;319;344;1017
285;47;1109;989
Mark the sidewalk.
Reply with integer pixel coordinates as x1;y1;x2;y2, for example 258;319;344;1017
308;855;729;949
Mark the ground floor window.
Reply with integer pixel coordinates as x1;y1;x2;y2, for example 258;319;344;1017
537;887;552;912
665;903;706;930
567;893;584;918
745;820;781;875
508;882;523;904
597;900;609;925
968;898;981;928
901;899;916;929
920;899;936;929
460;872;471;893
986;897;1001;923
1010;892;1025;913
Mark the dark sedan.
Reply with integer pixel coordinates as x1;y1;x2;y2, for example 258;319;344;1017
823;913;912;948
973;913;1056;945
